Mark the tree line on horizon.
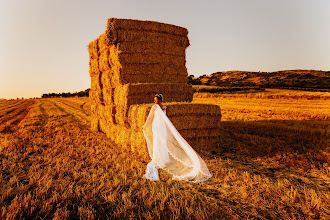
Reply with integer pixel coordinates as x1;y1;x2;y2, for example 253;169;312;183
42;89;90;98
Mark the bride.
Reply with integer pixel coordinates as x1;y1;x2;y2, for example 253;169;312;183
142;94;212;183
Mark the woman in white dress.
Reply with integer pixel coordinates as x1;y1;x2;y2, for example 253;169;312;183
142;94;212;183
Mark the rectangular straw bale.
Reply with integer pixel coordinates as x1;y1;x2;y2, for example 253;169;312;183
105;18;189;46
178;127;220;139
110;29;189;47
107;18;188;36
165;103;221;117
90;76;103;104
100;71;111;89
117;42;186;56
98;48;110;72
91;104;100;131
109;44;186;67
128;103;221;130
121;73;187;84
128;104;153;130
117;53;186;66
89;88;101;105
169;115;220;131
185;136;220;151
102;87;115;106
97;104;116;125
88;39;100;77
98;33;109;53
99;121;131;147
119;63;188;76
89;58;100;77
88;39;99;60
105;59;188;85
124;83;193;105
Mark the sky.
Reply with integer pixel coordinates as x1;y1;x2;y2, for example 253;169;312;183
0;0;329;99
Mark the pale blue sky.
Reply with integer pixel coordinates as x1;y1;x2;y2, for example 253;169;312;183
1;0;329;99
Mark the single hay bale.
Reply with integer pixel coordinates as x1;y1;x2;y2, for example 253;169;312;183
102;87;114;106
100;71;112;90
168;115;220;131
116;41;187;56
185;136;220;151
98;47;110;72
116;53;186;66
105;18;189;45
97;104;115;125
127;103;221;153
128;104;153;131
100;59;188;86
89;58;100;77
128;103;221;131
178;127;220;139
107;18;188;36
114;29;190;47
98;33;109;53
90;75;103;104
88;39;100;77
119;63;188;76
88;39;99;59
97;118;132;148
121;73;188;84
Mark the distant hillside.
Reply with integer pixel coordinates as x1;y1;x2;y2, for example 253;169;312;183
190;70;330;91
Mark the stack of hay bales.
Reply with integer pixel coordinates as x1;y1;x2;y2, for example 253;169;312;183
89;18;221;154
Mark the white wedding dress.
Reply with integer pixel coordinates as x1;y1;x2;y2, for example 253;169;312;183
142;104;212;182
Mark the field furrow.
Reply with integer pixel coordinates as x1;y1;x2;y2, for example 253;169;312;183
0;100;27;115
48;99;91;128
0;100;35;133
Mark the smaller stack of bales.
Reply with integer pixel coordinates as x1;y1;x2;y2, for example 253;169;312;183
89;18;221;154
128;103;221;153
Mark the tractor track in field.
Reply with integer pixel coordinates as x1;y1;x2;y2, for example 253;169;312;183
57;99;91;116
0;100;35;133
0;100;26;110
49;99;91;128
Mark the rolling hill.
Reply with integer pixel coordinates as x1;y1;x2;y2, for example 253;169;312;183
191;70;330;91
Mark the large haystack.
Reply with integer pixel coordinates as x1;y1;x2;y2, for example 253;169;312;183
89;18;221;155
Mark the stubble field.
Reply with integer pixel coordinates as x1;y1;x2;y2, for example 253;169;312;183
0;89;329;219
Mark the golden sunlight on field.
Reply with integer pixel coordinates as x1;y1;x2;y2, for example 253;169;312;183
0;89;329;219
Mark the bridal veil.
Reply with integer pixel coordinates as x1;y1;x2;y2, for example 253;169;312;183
142;105;212;183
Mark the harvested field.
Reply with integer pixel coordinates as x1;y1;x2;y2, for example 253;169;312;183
1;90;329;219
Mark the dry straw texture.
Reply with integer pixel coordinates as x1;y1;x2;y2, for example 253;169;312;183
1;94;328;219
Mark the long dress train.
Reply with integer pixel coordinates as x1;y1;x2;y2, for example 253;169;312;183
142;104;212;183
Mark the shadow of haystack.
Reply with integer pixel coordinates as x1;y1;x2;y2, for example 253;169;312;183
88;18;221;157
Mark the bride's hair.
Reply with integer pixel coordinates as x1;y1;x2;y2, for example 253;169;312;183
155;93;163;102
